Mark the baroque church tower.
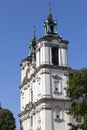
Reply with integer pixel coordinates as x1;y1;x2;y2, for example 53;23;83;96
19;5;72;130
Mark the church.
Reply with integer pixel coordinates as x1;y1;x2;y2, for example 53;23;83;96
19;5;77;130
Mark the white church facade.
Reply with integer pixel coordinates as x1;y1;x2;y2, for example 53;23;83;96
19;6;77;130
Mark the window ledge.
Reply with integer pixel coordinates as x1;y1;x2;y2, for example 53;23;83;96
54;91;62;95
55;118;64;123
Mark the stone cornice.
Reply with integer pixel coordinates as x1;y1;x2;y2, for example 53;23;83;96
36;41;68;53
18;110;26;117
36;35;68;52
36;65;71;73
19;97;71;118
38;35;68;44
20;65;71;89
34;97;71;107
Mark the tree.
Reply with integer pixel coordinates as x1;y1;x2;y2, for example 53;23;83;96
65;68;87;130
0;107;16;130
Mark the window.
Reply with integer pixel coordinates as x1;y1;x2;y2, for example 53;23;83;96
55;108;64;123
55;81;59;91
37;77;41;97
46;26;47;33
76;116;82;123
50;25;53;33
52;47;58;65
54;80;62;95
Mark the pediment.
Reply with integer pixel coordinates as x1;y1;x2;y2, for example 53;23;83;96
53;75;62;80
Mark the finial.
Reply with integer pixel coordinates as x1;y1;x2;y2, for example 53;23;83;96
48;1;51;14
33;25;36;37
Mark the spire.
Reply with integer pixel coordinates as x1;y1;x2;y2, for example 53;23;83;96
44;2;57;35
48;1;51;15
32;26;36;42
29;27;36;64
29;26;36;53
47;1;53;20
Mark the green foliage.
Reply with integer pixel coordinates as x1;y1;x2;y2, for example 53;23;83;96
66;68;87;130
0;108;16;130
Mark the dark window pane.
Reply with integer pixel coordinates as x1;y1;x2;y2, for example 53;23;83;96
50;25;53;33
52;47;58;65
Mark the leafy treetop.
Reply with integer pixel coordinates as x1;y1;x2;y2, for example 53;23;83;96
66;68;87;130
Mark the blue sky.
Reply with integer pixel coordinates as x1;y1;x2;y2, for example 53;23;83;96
0;0;87;130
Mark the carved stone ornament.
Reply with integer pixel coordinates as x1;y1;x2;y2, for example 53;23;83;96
53;75;62;80
37;77;41;82
25;102;33;111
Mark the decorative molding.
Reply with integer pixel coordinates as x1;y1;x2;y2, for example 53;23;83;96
25;102;33;111
38;35;68;45
19;97;70;118
37;77;41;82
59;44;68;49
20;64;71;89
40;69;50;75
53;75;62;80
36;65;71;73
54;91;62;95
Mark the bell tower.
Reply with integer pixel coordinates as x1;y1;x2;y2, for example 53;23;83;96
36;5;68;68
19;5;72;130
